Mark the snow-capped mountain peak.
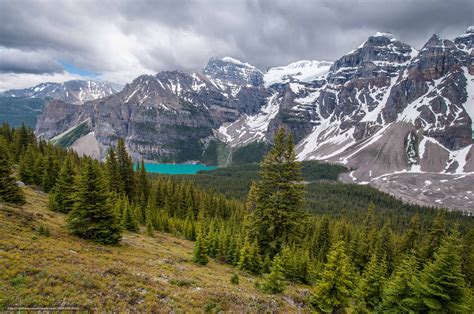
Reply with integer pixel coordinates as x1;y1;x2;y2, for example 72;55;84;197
203;57;264;87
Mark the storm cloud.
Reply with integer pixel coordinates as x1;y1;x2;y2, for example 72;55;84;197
0;0;472;90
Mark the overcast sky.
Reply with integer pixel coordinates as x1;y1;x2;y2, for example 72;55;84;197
0;0;472;90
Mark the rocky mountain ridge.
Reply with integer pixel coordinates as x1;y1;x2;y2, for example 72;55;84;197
34;27;474;211
1;80;122;105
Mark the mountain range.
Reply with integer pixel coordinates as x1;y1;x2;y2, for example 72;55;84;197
6;26;474;211
0;80;121;128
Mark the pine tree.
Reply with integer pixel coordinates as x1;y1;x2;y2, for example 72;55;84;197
105;146;121;194
192;232;209;265
399;214;421;254
356;252;388;310
238;239;263;275
0;141;25;204
380;253;420;312
48;156;76;213
121;200;139;232
311;241;354;313
116;138;135;200
414;230;471;312
261;255;286;294
146;215;154;236
41;153;59;192
420;211;446;260
67;159;121;244
247;128;305;257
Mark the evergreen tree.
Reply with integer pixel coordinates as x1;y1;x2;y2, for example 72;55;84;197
399;214;421;254
18;145;36;184
380;253;420;312
311;241;354;313
192;232;209;265
414;230;471;312
121;200;139;232
105;147;121;194
136;158;150;221
116;138;135;200
41;153;59;192
261;255;286;294
0;141;25;204
67;159;121;244
248;128;305;257
238;239;263;275
356;252;388;310
420;211;446;260
48;156;76;213
146;215;154;236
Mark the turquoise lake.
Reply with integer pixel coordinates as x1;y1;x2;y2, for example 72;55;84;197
141;163;217;175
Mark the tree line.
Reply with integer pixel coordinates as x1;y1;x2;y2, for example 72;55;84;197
0;123;472;312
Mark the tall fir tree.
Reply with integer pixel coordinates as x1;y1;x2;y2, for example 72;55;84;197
192;232;209;265
247;128;305;257
41;153;59;192
420;211;446;260
105;146;121;194
116;138;135;200
261;255;287;294
414;230;472;312
238;239;263;275
48;155;76;213
121;200;139;232
0;140;25;204
380;253;420;312
356;252;388;310
311;241;354;313
67;159;121;244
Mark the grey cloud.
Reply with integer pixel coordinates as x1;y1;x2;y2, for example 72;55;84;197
0;0;472;81
0;47;64;74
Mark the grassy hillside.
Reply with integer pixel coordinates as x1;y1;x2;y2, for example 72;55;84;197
0;187;309;311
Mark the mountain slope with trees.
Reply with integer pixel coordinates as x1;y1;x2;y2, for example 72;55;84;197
0;123;472;311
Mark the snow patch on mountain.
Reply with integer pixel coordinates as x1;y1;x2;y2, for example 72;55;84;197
264;60;332;87
216;93;280;146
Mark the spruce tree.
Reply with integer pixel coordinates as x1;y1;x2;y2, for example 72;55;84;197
136;159;150;212
105;146;121;194
261;255;287;294
420;211;446;260
380;253;420;312
311;241;354;313
41;153;59;192
48;156;76;213
356;252;388;310
192;232;209;265
0;141;25;204
414;230;471;312
67;159;121;244
116;138;135;200
248;128;305;257
121;201;139;232
238;239;263;275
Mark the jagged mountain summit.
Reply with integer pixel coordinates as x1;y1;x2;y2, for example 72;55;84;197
1;80;122;105
35;27;474;211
